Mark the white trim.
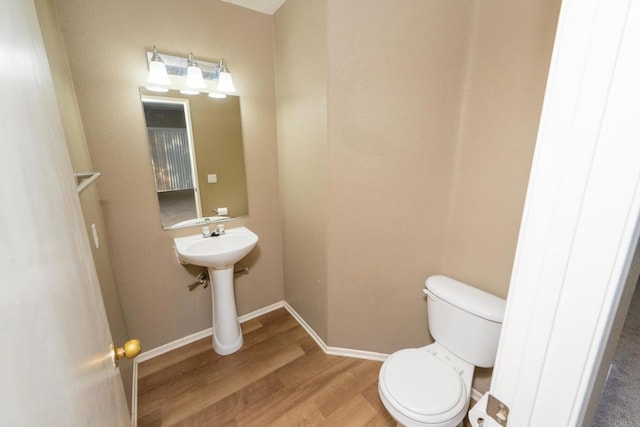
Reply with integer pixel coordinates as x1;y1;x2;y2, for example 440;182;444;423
135;328;213;364
239;301;284;323
282;301;330;353
481;0;640;426
282;302;390;362
470;388;483;404
326;346;389;362
131;361;138;427
135;301;285;365
140;94;203;219
220;0;286;15
282;302;484;402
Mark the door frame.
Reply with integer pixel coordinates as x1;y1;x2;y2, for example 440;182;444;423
482;0;640;425
141;94;203;220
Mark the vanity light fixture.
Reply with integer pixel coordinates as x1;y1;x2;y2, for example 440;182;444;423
145;48;236;98
216;59;236;93
185;52;207;90
146;46;170;92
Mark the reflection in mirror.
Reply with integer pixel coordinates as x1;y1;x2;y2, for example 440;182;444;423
142;96;200;226
140;88;249;229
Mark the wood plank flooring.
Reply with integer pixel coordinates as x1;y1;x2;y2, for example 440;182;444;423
137;308;396;426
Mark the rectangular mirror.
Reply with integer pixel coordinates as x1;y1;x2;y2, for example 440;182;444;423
140;88;249;229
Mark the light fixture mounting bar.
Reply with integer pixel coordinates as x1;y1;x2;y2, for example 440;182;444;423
146;51;221;81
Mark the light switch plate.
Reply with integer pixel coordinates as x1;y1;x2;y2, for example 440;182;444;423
207;174;217;183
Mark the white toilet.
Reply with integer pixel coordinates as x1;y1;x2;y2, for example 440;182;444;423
378;275;506;427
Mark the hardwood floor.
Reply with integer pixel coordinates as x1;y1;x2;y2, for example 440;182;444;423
137;308;396;426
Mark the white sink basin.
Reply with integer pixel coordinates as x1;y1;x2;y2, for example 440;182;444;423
174;226;258;270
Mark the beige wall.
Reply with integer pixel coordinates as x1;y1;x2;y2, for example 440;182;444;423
441;0;562;299
34;0;132;407
274;0;559;394
274;0;329;340
191;95;248;219
54;0;283;350
326;0;472;352
443;0;561;392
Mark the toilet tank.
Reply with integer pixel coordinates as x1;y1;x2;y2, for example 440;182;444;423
425;275;506;368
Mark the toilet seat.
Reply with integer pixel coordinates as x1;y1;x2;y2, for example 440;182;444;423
379;347;470;426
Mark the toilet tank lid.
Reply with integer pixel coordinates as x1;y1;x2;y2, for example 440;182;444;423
425;275;506;323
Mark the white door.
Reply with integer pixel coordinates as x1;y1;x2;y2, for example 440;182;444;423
470;0;640;426
0;1;130;425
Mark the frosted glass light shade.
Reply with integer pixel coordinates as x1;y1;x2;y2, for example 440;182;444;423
180;88;200;95
147;46;171;85
146;86;169;93
184;52;206;89
185;65;207;89
216;59;236;93
216;71;236;93
186;65;206;89
208;92;227;99
148;59;170;85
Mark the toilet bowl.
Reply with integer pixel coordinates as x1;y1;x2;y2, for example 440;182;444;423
379;344;473;427
378;275;506;427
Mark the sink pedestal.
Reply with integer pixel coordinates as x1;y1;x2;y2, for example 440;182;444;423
208;267;243;355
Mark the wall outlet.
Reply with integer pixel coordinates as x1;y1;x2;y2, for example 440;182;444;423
207;174;217;183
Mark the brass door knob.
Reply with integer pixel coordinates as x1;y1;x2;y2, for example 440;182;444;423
112;339;141;367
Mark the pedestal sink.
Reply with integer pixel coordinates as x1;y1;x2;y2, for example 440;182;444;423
173;226;258;355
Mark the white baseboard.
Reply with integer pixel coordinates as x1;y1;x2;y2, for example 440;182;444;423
282;301;389;362
239;301;284;323
135;328;212;364
282;301;483;403
281;301;329;352
135;301;285;365
471;388;483;403
131;299;484;423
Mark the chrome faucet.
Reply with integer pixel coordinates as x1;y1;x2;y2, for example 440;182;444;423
210;228;225;237
202;224;225;238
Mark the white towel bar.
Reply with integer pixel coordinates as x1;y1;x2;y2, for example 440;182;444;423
75;171;101;193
